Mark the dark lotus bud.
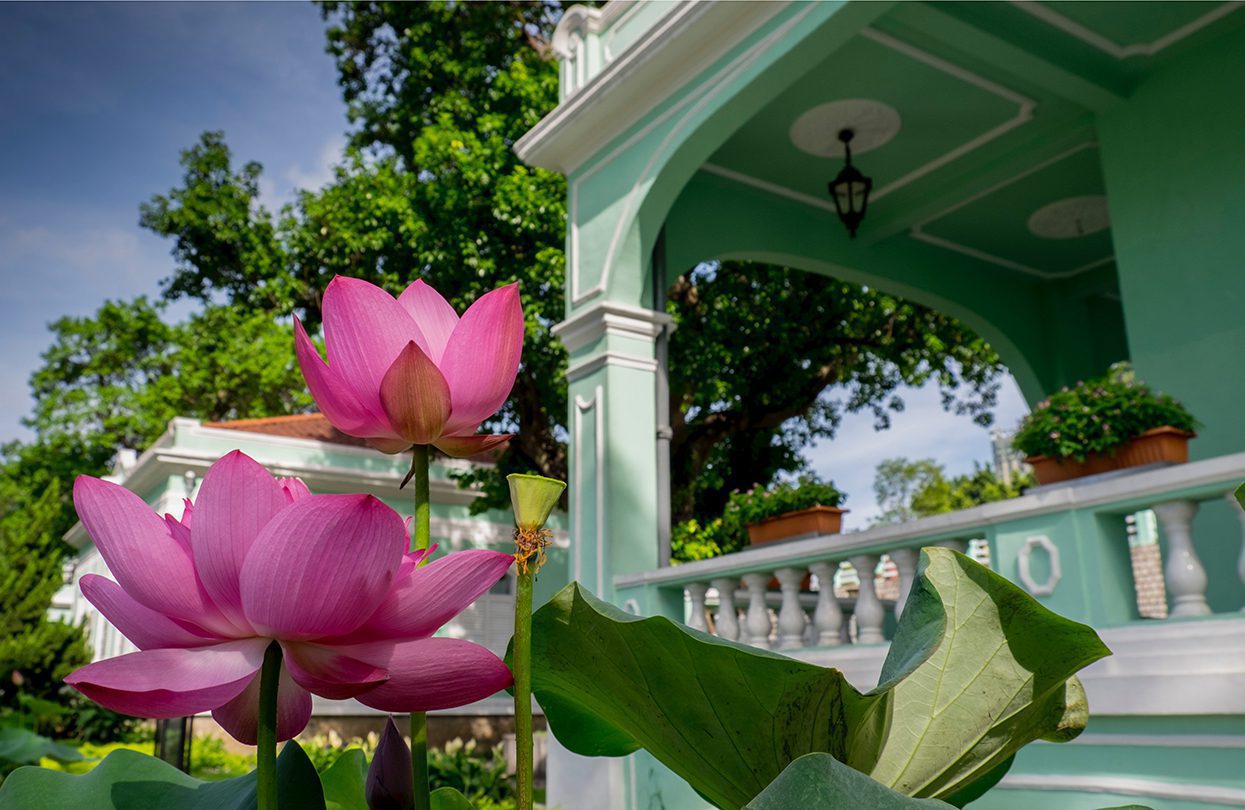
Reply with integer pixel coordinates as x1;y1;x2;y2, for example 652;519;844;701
366;716;414;810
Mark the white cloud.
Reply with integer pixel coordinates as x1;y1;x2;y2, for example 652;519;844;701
280;135;346;200
803;375;1030;528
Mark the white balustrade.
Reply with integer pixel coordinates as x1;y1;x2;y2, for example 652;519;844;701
774;567;808;649
1227;492;1245;611
741;572;773;647
889;547;919;622
686;582;709;632
849;554;886;643
710;577;740;641
809;561;844;645
1153;499;1211;617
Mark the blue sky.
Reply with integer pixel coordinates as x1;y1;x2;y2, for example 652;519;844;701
0;2;347;442
0;2;1028;518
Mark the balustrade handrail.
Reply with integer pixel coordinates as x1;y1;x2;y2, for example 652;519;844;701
616;450;1245;589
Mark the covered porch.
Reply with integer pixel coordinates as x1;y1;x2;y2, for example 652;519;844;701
517;2;1245;808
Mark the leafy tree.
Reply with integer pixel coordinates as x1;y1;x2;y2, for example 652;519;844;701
133;4;1004;522
873;457;1033;526
0;479;90;734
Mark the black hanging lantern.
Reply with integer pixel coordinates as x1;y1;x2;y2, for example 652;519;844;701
828;128;873;238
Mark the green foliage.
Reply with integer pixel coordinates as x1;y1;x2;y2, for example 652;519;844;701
743;753;954;809
673;474;844;560
874;458;1033;526
0;727;83;779
523;549;1108;809
0;741;324;809
667;263;1003;522
318;748;367;810
1013;362;1196;461
126;5;1004;521
428;738;513;802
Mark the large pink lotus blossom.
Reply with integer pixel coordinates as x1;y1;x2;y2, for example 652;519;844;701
66;450;514;744
295;277;523;457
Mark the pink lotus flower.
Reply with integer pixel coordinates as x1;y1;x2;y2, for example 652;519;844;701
66;451;514;743
295;277;523;457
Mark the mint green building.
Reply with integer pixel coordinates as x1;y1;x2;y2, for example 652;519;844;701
58;415;569;726
517;2;1245;808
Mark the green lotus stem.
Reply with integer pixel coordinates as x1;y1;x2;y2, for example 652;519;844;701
256;641;282;810
410;444;432;810
514;566;535;810
506;473;565;810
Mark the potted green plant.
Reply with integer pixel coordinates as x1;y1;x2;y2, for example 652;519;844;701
1013;362;1197;485
724;475;848;545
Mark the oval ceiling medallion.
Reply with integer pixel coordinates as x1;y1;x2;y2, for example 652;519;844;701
1027;195;1111;239
789;99;901;158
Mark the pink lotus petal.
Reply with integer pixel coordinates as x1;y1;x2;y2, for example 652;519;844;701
345;638;513;712
351;549;513;642
240;495;406;639
379;341;452;445
164;513;191;553
281;641;389;700
192;451;288;627
80;575;218;650
73;476;233;635
212;665;312;744
296;316;394;437
323;277;427;407
397;279;460;364
433;433;513;459
441;283;523;435
65;639;268;718
279;477;311;502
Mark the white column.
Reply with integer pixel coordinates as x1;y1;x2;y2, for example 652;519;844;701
1226;492;1245;610
686;582;709;632
889;547;919;623
710;577;740;641
1153;499;1211;617
774;568;808;650
741;572;772;647
809;561;843;646
850;554;886;644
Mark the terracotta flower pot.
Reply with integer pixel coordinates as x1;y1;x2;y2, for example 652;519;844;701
1027;426;1194;486
746;505;847;545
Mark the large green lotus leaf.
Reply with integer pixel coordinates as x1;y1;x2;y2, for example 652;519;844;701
0;741;325;810
525;581;868;809
320;748;368;810
743;753;955;809
527;548;1108;809
0;727;83;766
848;549;1110;798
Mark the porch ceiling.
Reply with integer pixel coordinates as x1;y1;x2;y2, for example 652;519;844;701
701;1;1243;283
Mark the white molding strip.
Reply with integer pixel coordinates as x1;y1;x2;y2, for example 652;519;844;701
573;388;606;593
552;300;674;354
1012;1;1243;60
909;141;1115;279
996;773;1245;806
859;28;1036;202
566;352;659;383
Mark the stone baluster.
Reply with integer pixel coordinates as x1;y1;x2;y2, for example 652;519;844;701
741;572;773;647
686;582;709;632
889;547;920;623
1226;492;1245;610
710;577;740;640
1153;500;1211;617
849;554;886;643
809;561;843;646
774;567;808;649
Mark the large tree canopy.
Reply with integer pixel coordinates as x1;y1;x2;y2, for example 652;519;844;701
131;2;1003;520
